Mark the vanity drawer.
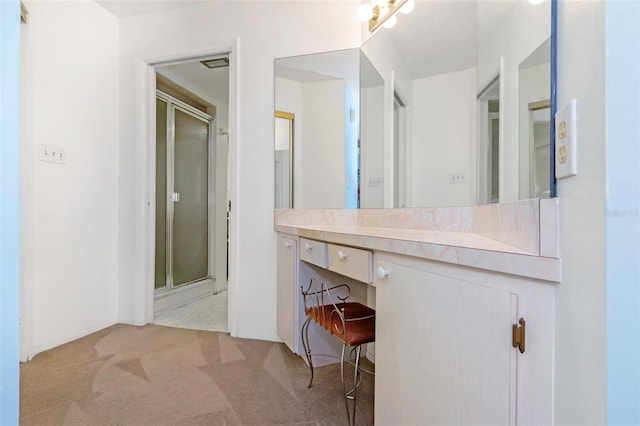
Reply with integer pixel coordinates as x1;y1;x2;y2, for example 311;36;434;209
327;244;373;284
300;238;328;268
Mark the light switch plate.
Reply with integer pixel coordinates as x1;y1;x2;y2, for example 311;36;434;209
449;173;467;184
39;144;66;164
555;99;577;179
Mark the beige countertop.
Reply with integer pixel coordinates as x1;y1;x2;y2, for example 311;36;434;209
275;223;560;282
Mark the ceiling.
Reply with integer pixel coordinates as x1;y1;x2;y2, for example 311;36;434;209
95;0;207;18
96;0;520;89
95;1;230;110
369;0;517;80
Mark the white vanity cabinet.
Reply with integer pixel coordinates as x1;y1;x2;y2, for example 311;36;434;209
277;235;372;358
374;252;554;426
276;234;298;353
275;223;555;425
327;243;373;283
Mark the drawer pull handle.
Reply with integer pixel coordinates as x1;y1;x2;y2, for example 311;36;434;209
376;266;389;279
284;241;292;249
338;250;348;260
305;243;313;251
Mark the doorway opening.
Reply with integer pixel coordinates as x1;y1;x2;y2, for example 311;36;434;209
152;57;230;332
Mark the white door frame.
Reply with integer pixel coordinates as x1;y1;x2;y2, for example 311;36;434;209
133;40;239;336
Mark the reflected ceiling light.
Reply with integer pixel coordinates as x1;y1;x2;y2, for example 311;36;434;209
357;3;374;21
383;14;397;29
400;0;414;14
358;0;411;32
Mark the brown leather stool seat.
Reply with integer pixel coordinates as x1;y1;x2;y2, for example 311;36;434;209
301;278;375;426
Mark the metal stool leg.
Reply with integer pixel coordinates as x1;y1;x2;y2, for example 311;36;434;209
301;316;314;388
341;344;362;426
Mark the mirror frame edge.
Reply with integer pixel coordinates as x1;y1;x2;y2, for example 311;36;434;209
550;0;558;198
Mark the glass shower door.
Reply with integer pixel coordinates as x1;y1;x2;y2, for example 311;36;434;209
155;95;211;291
172;108;209;286
155;98;168;289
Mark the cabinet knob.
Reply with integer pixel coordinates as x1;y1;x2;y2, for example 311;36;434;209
338;250;348;260
376;266;389;279
305;243;313;251
284;241;292;249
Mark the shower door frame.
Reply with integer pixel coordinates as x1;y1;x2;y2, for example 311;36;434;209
155;90;216;306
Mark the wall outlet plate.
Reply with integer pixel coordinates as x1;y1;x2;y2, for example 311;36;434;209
555;99;577;179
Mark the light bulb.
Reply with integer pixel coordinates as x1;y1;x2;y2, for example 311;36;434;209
373;0;387;6
528;0;545;4
358;3;374;21
383;14;397;28
400;0;414;14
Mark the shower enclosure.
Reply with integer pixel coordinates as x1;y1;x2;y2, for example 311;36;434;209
155;91;215;308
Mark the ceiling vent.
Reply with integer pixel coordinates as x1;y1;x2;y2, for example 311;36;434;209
200;57;229;69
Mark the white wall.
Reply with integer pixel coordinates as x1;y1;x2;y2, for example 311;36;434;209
20;0;120;358
410;68;476;207
555;0;607;423
117;1;360;340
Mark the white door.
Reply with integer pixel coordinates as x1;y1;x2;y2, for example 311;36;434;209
375;257;517;425
276;235;297;352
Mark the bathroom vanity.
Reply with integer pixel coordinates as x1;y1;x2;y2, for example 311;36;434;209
275;199;559;425
274;0;559;421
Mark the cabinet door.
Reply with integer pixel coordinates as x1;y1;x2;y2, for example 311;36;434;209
375;257;517;425
276;235;297;352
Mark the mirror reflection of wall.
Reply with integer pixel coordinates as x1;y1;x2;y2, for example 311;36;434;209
362;0;477;208
360;50;385;208
275;49;360;209
393;92;408;208
478;0;552;203
477;76;501;205
518;38;552;199
274;0;554;210
529;103;551;198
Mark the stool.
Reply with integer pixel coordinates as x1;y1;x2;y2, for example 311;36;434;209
301;278;375;425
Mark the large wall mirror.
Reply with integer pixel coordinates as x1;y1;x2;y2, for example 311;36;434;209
275;0;555;209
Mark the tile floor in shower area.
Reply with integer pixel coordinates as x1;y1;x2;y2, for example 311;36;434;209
153;290;228;332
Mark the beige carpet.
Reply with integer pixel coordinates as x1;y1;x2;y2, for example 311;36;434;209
20;324;374;425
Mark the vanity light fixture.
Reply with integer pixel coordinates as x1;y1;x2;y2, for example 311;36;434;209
358;0;414;32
